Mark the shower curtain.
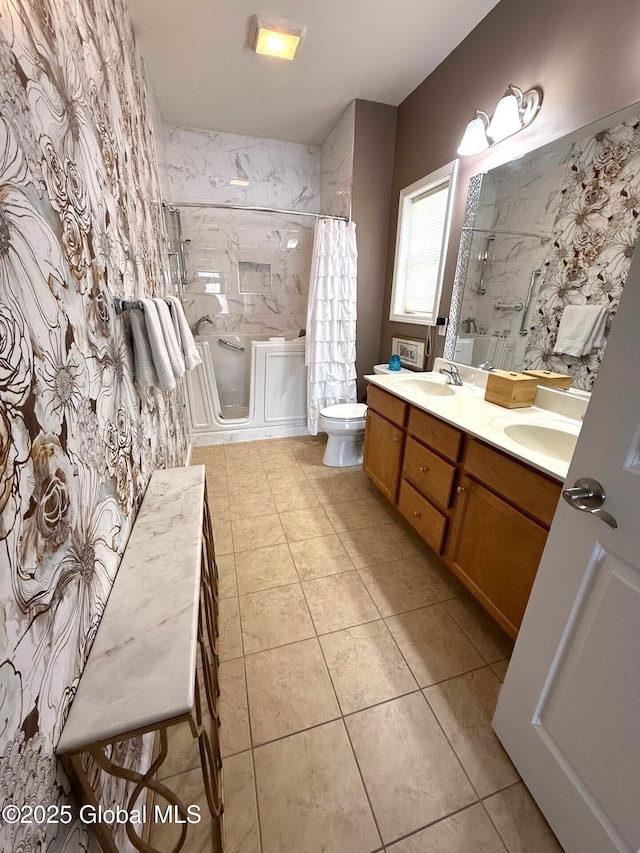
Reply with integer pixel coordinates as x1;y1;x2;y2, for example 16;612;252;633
305;217;358;435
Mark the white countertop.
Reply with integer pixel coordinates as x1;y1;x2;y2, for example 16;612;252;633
365;365;585;482
57;466;205;754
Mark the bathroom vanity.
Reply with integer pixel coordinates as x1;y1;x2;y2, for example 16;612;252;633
364;364;585;638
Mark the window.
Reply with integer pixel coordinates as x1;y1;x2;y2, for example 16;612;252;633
389;160;458;325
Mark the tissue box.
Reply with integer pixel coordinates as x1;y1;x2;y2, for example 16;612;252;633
522;369;573;390
484;370;537;409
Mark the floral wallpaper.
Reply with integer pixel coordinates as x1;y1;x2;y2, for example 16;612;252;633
0;0;188;850
523;117;640;389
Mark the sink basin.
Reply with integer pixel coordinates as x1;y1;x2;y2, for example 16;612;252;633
390;378;456;397
502;423;579;462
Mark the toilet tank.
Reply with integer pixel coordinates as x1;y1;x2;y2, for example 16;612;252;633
373;364;412;374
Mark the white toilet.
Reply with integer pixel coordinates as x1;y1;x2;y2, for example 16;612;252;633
319;364;411;467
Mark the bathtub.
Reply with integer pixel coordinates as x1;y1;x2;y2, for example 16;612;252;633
185;332;309;444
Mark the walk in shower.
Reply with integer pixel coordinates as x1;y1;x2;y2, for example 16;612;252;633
175;201;318;443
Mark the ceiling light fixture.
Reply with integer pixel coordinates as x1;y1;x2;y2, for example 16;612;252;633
251;16;306;61
457;84;543;156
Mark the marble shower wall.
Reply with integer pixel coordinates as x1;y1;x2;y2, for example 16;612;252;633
320;101;355;219
0;1;188;851
165;125;322;336
522;116;640;389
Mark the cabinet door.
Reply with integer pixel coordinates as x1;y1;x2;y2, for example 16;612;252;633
363;410;404;503
448;474;548;638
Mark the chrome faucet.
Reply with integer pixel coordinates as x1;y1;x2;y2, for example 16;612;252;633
439;363;464;386
478;361;495;371
461;316;478;334
191;314;215;335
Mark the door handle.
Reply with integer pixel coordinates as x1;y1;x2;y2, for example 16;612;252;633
562;477;618;529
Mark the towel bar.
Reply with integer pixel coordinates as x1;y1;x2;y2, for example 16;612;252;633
113;296;173;314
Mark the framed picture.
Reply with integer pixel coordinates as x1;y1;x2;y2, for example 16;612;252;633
391;336;426;369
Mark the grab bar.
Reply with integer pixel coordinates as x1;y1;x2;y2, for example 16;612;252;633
494;301;523;311
520;268;542;336
475;234;494;295
218;338;245;352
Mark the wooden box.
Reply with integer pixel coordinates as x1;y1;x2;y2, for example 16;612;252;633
484;370;537;409
522;369;573;390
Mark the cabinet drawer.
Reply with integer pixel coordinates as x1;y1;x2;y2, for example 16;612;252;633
402;436;456;509
367;385;407;428
398;479;447;554
464;439;561;527
407;407;463;462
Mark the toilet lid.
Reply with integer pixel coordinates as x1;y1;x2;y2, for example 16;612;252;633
320;403;367;420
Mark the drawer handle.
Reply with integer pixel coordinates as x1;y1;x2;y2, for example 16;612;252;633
419;466;428;473
413;511;422;518
393;437;401;443
456;486;466;493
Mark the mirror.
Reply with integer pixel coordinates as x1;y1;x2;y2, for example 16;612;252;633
445;102;640;391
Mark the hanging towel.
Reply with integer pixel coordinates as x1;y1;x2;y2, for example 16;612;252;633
130;308;159;388
153;297;185;378
139;298;176;391
166;295;202;370
554;305;608;356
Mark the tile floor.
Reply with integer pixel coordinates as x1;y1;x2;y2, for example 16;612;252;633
152;435;564;853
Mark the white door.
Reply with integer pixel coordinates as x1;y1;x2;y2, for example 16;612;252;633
493;250;640;853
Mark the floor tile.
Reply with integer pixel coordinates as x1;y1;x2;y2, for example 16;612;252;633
223;750;261;853
239;584;315;653
444;596;514;664
224;443;262;465
483;783;563;852
386;803;506;852
261;453;304;476
270;482;320;512
345;692;476;844
310;474;362;505
208;493;231;523
212;520;233;555
235;543;298;594
192;444;226;467
323;499;382;532
254;720;380;853
231;514;286;552
491;659;510;682
385;604;486;687
320;620;417;714
149;765;218;853
266;470;310;491
229;489;277;520
206;472;229;497
303;571;380;633
289;534;354;580
424;667;519;798
218;596;243;661
219;658;251;757
358;558;438;616
301;462;347;482
227;470;270;495
339;525;404;569
226;459;266;480
383;520;428;558
217;553;237;599
245;638;340;745
362;495;403;525
279;506;335;541
408;552;467;601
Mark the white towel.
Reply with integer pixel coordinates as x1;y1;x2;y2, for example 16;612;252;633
554;305;608;357
130;308;159;388
166;296;202;371
153;297;185;379
139;298;176;391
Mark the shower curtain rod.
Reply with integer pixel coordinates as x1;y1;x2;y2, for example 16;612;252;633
167;200;349;222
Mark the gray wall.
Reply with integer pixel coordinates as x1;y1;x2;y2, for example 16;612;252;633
379;0;640;364
352;100;397;397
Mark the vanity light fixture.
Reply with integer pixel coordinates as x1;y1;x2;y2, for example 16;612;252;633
251;16;306;61
457;84;543;156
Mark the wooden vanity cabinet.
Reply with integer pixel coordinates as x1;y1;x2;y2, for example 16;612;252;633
363;386;563;639
363;386;407;503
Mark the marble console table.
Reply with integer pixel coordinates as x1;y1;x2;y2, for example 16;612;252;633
57;466;224;853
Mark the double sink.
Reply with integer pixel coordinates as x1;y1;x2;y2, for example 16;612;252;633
380;372;581;467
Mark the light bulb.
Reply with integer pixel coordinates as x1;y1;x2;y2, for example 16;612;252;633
488;91;522;142
457;114;489;156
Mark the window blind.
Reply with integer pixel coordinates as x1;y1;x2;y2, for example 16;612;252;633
403;182;449;315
